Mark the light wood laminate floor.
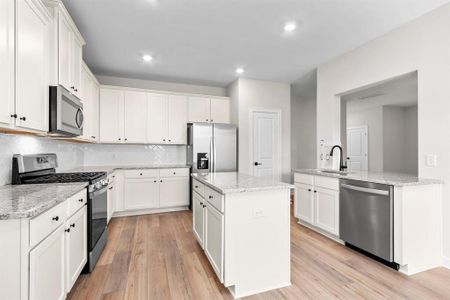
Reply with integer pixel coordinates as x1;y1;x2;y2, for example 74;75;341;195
68;208;450;300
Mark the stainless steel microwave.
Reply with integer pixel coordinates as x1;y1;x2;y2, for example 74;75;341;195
49;85;84;136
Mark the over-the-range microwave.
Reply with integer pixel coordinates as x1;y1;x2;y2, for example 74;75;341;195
49;85;84;137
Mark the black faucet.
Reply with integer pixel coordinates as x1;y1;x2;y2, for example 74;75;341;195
329;145;347;171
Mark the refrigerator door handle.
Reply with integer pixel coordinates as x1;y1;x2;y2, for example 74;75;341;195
210;136;214;172
213;136;217;172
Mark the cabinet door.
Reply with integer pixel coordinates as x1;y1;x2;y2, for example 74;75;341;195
188;96;210;123
147;93;168;144
205;204;224;283
159;177;189;207
15;0;49;132
124;178;159;210
80;68;92;140
99;88;123;143
295;183;314;224
314;187;339;235
65;206;87;293
71;37;82;98
58;13;72;91
193;192;205;248
107;181;115;223
168;95;188;144
30;226;65;300
0;0;14;127
91;83;100;141
210;98;230;124
123;91;147;143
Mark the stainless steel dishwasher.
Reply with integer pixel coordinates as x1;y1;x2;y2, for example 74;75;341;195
340;179;398;269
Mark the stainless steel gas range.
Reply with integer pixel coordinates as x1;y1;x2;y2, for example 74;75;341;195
12;153;108;273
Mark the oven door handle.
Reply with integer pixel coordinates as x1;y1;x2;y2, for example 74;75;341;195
341;183;389;196
90;186;108;198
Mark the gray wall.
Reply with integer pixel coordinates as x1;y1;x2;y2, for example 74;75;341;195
96;75;226;96
291;95;317;174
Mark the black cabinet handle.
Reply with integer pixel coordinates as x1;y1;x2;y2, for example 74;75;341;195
78;198;83;202
308;189;312;192
20;116;26;121
65;228;70;233
70;223;76;228
124;138;128;141
160;180;163;182
211;119;214;122
10;114;17;118
314;190;317;193
194;185;198;188
173;172;176;175
71;86;75;90
118;138;121;141
254;162;262;166
206;119;209;121
52;216;59;221
153;180;157;183
163;139;166;141
91;136;96;139
75;88;78;92
168;139;171;142
108;187;113;190
200;202;203;205
139;173;143;176
203;205;206;208
208;195;213;199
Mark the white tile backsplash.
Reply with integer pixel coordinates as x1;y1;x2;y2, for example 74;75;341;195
0;133;187;186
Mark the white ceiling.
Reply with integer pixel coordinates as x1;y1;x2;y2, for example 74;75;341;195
63;0;449;91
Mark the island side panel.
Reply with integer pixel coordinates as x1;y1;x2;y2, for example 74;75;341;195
224;188;291;297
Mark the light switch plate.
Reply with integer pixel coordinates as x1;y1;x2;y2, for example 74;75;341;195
425;154;437;167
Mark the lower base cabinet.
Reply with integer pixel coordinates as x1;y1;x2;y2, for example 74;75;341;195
193;192;205;248
124;177;159;210
205;203;224;282
160;176;190;207
29;226;66;300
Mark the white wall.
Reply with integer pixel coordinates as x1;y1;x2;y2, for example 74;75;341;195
96;75;226;97
317;3;450;259
291;95;317;173
347;106;383;172
227;78;291;182
404;105;418;175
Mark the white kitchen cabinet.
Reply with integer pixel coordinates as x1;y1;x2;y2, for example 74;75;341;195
295;183;314;224
188;96;211;122
124;177;160;210
188;96;230;124
70;36;82;98
210;98;230;123
107;173;116;223
205;203;224;283
0;0;14;128
29;226;66;300
193;192;205;248
314;187;339;235
81;63;100;142
65;206;87;293
124;91;147;143
147;93;168;144
159;177;190;207
15;0;50;132
167;95;188;144
99;88;124;143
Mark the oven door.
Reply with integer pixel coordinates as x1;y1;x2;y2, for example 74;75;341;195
49;85;84;136
88;185;108;251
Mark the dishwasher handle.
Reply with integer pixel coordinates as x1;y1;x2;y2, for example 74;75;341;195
341;183;389;196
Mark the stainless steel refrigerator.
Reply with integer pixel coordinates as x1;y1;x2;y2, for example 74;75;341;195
187;123;237;173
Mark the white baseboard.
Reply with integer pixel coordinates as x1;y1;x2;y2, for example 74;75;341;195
443;256;450;269
112;206;188;218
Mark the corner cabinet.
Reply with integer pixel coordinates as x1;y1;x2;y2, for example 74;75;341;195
294;173;339;237
187;96;230;124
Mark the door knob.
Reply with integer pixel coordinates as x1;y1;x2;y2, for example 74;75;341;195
254;162;262;166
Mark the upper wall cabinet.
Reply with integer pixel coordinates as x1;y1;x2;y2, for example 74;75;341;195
81;62;100;142
188;96;230;124
99;88;124;143
15;0;51;132
0;0;15;128
45;0;85;99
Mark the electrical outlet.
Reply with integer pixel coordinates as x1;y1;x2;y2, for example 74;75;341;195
425;154;437;167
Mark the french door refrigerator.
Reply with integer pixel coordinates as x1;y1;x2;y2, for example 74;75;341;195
187;123;237;174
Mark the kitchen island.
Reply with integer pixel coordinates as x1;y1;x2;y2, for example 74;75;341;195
191;172;293;298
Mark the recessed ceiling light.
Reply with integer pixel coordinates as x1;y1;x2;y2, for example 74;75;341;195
284;22;296;32
142;54;153;62
236;68;244;74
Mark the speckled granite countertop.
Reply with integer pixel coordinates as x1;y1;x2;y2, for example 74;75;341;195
0;183;88;220
294;169;443;186
69;164;191;175
192;172;294;194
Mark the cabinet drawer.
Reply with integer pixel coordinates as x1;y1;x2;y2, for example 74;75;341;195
30;201;68;248
294;173;314;185
124;169;159;179
314;176;339;191
192;179;205;197
159;168;189;178
67;189;87;217
205;186;224;213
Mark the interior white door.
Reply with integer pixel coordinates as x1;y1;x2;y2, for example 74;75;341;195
147;93;168;144
168;95;188;144
346;126;368;171
251;110;281;180
123;91;147;143
210;98;230;124
15;0;49;132
0;0;14;127
188;96;210;123
99;88;123;143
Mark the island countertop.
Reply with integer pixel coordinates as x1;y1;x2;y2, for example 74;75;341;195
0;183;88;220
294;169;443;186
191;172;294;194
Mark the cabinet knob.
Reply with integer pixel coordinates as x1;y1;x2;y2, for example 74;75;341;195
208;195;213;199
75;88;78;92
168;139;171;142
124;138;128;141
200;202;203;205
173;172;176;175
203;205;206;208
206;119;209;122
160;180;163;182
194;185;198;188
71;86;75;90
211;120;213;122
308;189;312;192
52;216;59;221
78;198;84;202
91;136;96;139
10;114;17;118
314;190;317;193
118;138;121;141
70;223;76;228
140;173;143;176
154;180;157;183
65;228;70;233
19;116;26;121
163;139;166;141
108;186;113;190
